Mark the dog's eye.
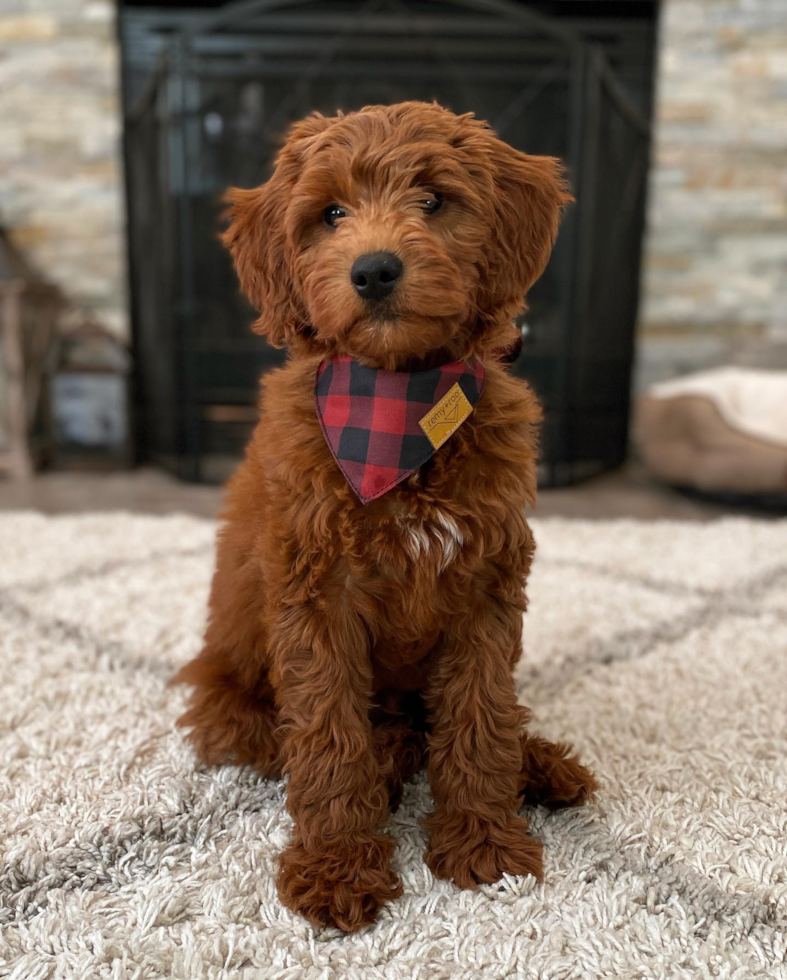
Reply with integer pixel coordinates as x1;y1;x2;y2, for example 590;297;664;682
324;204;347;227
421;192;443;215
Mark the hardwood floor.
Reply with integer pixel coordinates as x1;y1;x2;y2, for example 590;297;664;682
0;462;738;521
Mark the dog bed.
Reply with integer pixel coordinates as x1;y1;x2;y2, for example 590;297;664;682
1;512;786;979
636;367;787;498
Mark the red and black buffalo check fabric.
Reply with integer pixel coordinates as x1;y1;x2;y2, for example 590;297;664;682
315;355;486;504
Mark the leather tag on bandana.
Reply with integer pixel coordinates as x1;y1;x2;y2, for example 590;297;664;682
419;382;474;450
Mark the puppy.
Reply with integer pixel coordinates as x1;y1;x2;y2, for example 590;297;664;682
175;101;597;932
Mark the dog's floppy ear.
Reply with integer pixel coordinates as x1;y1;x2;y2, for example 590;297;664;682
480;141;572;315
222;114;334;347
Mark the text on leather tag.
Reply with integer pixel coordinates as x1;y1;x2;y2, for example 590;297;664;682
419;383;474;450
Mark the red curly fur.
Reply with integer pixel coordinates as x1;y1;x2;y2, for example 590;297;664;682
174;102;598;932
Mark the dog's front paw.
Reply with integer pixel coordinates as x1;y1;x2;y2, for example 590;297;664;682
277;833;402;932
424;810;543;888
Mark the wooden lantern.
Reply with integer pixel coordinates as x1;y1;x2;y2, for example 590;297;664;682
0;229;63;477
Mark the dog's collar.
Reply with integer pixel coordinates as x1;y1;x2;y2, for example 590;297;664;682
315;356;485;504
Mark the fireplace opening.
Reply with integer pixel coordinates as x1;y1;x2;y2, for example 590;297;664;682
120;0;658;484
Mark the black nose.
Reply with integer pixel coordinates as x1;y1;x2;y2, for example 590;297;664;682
350;251;403;302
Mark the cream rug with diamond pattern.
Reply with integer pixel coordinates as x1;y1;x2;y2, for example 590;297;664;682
1;513;786;979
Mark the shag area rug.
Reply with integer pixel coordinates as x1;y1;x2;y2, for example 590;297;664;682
1;513;786;980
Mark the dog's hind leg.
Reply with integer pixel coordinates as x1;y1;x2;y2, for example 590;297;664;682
174;652;281;777
517;731;598;810
370;690;428;809
173;490;281;777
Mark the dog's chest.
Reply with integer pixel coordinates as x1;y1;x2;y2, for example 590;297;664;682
366;506;467;671
342;500;475;671
394;509;465;569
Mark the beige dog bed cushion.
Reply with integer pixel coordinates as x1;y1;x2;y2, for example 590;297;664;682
636;367;787;495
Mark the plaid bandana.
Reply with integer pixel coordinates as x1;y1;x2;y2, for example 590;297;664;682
315;356;486;504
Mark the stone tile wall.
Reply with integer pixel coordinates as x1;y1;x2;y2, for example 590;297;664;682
637;0;787;388
0;0;126;335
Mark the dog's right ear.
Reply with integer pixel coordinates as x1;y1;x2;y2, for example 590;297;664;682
221;113;334;347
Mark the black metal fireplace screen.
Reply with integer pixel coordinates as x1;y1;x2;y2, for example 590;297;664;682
121;0;657;484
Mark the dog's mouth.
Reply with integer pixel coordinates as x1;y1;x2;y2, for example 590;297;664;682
349;303;407;331
366;310;401;326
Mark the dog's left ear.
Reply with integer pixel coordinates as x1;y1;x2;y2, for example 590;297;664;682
222;113;335;347
480;142;572;315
